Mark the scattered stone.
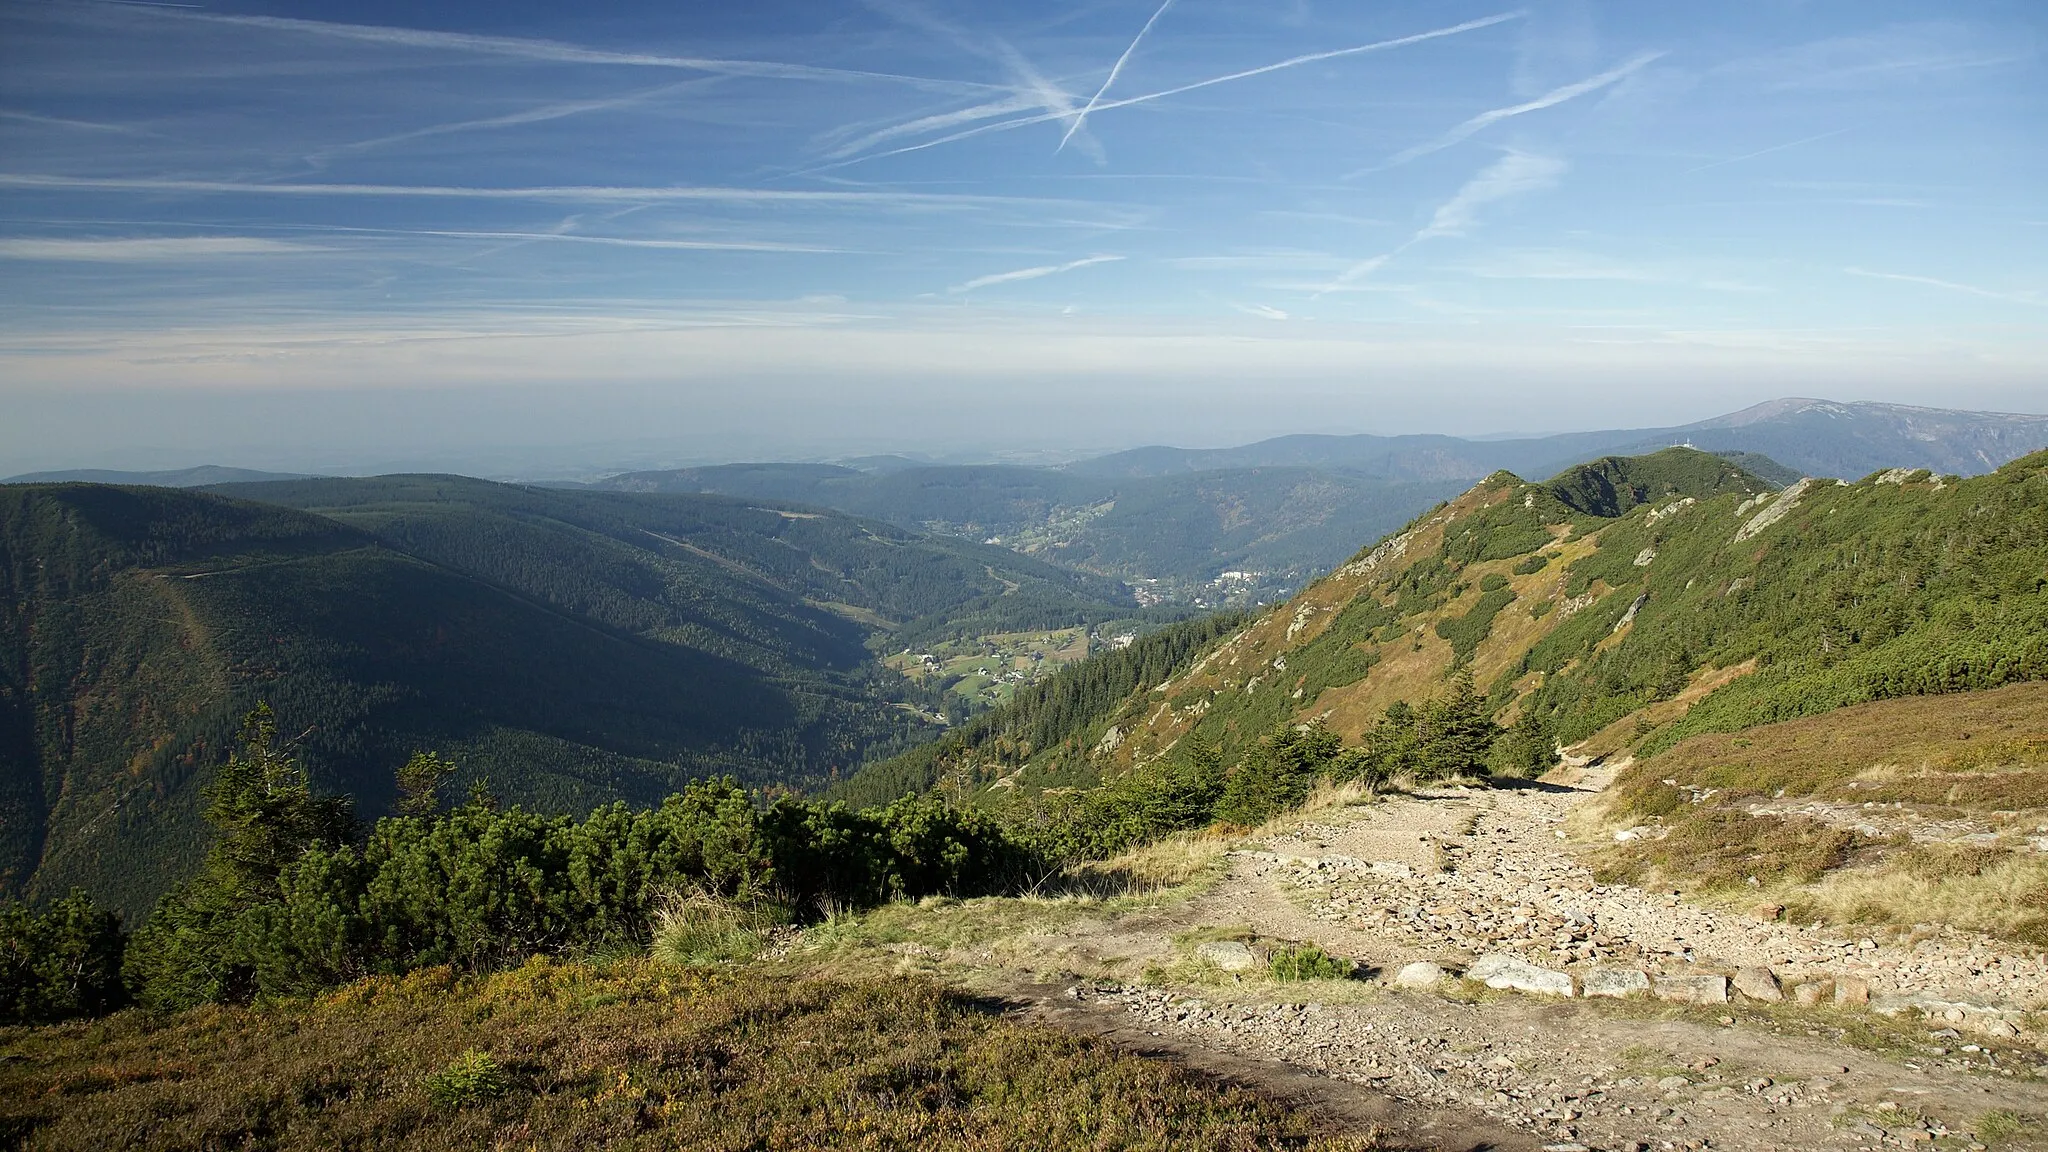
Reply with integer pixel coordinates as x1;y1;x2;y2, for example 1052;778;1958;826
1392;961;1447;989
1195;940;1259;971
1733;965;1784;1003
1652;974;1729;1005
1468;953;1575;997
1834;976;1870;1006
1581;967;1652;999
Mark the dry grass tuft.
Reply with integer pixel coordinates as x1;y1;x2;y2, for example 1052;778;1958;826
1786;848;2048;945
650;890;782;968
1065;830;1233;897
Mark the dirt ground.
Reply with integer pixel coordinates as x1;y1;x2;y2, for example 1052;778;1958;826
818;775;2048;1151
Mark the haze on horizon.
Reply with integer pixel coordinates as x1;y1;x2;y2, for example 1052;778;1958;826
0;0;2042;475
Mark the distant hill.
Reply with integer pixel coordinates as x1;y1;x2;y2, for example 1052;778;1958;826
587;463;1467;602
3;466;317;487
842;445;2048;800
589;399;2043;605
1066;399;2048;483
0;477;1142;919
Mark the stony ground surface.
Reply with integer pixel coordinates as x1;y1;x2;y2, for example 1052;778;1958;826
916;776;2048;1151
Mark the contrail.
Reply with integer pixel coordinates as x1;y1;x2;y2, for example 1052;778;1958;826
0;237;325;260
98;7;1009;95
1681;128;1849;175
0;174;1083;209
1846;267;2045;307
824;94;1047;160
858;0;1100;158
308;80;713;166
1058;0;1176;155
950;254;1122;293
1316;151;1565;296
1378;50;1663;168
812;12;1521;171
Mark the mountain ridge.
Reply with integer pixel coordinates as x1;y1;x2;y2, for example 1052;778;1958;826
1065;399;2048;482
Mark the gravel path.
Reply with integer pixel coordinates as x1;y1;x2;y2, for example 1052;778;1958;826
969;780;2048;1150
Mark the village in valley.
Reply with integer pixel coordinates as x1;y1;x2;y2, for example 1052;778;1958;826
887;626;1134;708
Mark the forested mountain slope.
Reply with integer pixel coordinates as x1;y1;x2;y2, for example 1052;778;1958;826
589;463;1465;601
852;446;2048;800
214;475;1137;652
0;479;1142;919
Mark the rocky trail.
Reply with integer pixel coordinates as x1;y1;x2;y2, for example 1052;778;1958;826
926;776;2048;1151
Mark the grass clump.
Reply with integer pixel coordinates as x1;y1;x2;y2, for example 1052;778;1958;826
1267;944;1353;982
651;892;779;967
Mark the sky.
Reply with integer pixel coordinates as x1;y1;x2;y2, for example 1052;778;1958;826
0;0;2043;474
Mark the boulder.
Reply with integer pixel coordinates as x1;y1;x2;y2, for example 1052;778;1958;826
1834;976;1870;1006
1871;991;2026;1036
1652;974;1730;1005
1733;966;1784;1003
1392;961;1448;989
1581;967;1652;999
1467;953;1575;997
1195;940;1259;972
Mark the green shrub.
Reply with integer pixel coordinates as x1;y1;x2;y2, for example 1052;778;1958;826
1214;722;1341;826
1487;711;1559;780
0;892;128;1024
1435;588;1516;662
112;705;1046;1014
1267;944;1351;981
424;1049;508;1109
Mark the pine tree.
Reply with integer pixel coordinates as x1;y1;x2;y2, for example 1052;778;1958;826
123;704;355;1009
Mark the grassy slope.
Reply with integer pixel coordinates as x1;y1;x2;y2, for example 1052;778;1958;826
0;960;1376;1152
1595;681;2048;943
881;445;2046;826
1083;448;2046;770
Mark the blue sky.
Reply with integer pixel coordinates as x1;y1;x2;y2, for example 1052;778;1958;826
0;0;2042;472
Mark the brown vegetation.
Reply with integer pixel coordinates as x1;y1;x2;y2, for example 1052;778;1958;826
0;959;1386;1151
1600;683;2048;942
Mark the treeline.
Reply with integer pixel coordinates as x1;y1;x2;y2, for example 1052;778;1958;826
5;662;1562;1024
833;611;1247;807
2;707;1027;1022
